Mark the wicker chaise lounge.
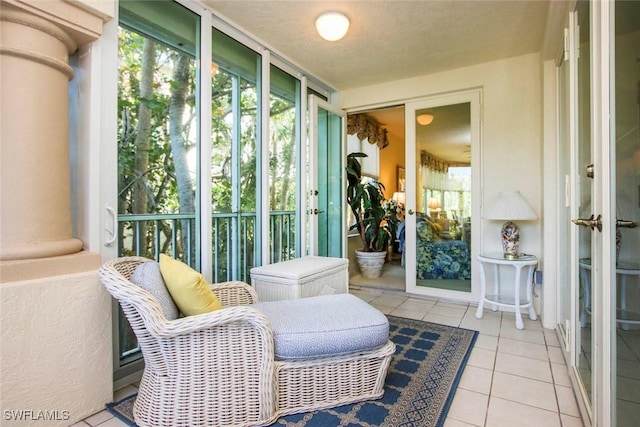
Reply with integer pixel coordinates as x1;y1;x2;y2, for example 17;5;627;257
99;257;395;427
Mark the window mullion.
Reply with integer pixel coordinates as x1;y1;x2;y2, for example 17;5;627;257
231;74;240;280
297;75;307;258
259;49;271;266
199;10;213;281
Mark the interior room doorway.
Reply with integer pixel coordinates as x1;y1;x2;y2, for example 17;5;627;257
346;105;406;291
347;90;480;301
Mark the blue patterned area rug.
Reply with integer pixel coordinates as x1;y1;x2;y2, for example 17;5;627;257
106;315;478;427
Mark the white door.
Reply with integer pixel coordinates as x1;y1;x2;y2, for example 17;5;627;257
404;90;481;300
567;2;640;425
306;95;347;257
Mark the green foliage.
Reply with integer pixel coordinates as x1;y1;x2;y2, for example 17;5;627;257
346;153;398;252
117;24;299;265
118;29;182;218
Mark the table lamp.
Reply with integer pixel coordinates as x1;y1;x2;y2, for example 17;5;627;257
427;198;441;219
484;191;538;259
392;192;406;210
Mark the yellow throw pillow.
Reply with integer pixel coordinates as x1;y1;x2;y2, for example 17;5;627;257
159;254;222;316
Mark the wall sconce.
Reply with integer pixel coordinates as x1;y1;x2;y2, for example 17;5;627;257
315;12;350;41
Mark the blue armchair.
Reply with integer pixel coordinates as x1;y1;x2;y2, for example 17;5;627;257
403;214;471;280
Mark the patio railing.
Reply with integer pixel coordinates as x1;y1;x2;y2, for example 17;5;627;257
118;210;297;282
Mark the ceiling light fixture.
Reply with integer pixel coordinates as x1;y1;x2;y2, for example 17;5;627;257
315;12;350;41
416;114;434;126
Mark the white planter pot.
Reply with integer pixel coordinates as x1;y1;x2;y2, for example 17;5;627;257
355;249;387;279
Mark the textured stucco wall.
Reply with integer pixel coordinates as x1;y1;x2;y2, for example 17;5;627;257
1;264;112;426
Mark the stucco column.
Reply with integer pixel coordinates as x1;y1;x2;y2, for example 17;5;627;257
1;0;114;262
0;7;84;260
1;2;116;425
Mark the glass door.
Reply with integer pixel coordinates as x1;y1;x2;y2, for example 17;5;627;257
612;1;640;425
573;1;595;417
569;2;640;425
307;95;346;257
404;91;481;300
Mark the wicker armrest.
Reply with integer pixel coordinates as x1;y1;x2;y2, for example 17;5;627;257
143;305;277;406
147;305;272;339
211;280;259;305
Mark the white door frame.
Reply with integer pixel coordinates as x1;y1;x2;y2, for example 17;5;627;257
404;89;482;301
306;95;347;257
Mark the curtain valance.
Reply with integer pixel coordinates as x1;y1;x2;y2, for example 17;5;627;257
420;150;449;191
347;114;389;149
420;150;448;174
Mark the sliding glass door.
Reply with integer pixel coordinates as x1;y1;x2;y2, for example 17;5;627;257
114;0;202;382
108;0;326;385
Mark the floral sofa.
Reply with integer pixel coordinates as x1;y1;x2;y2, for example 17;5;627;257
403;214;472;280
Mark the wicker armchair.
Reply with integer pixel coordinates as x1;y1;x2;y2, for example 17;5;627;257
99;257;395;427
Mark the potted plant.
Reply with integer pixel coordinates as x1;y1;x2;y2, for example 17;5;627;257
346;152;399;278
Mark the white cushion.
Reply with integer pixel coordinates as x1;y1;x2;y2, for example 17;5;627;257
130;261;179;320
253;294;389;360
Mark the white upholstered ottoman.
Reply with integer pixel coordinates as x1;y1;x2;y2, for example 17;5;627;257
250;256;349;301
253;293;389;360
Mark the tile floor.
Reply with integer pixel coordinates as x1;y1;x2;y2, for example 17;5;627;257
72;286;585;427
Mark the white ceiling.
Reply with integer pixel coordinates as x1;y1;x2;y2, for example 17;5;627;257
203;0;569;163
204;0;565;91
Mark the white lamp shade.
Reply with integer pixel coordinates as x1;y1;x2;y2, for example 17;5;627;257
484;191;538;220
315;12;350;41
427;198;441;210
392;192;406;206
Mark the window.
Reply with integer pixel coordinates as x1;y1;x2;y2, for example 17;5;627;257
118;0;200;265
210;27;261;282
347;134;379;177
269;65;301;262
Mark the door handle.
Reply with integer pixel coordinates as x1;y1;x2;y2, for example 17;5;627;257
616;219;638;229
313;209;325;215
407;209;415;215
571;214;602;232
105;206;117;246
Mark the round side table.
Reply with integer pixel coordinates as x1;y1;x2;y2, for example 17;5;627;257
475;252;538;330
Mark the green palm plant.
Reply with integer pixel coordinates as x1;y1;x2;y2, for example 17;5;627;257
346;152;398;252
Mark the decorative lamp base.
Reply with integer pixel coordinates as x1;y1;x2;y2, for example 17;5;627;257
501;221;520;259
